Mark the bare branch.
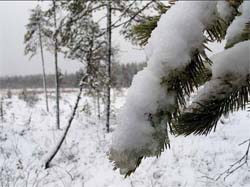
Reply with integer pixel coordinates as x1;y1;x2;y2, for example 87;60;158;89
215;139;250;181
111;1;155;29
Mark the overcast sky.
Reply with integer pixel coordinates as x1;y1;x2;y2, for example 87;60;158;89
0;1;224;77
0;1;146;77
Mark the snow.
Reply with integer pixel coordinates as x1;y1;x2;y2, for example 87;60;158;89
146;1;218;72
226;1;250;47
216;1;234;23
0;90;250;186
110;1;234;174
189;41;250;109
212;40;250;78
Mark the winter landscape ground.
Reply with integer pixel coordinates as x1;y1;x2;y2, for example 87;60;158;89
0;89;249;187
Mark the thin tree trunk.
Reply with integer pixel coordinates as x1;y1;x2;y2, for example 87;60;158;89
38;24;49;112
45;76;86;169
97;92;101;120
0;98;3;122
105;0;112;133
53;0;60;129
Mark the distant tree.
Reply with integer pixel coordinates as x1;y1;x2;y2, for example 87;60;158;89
42;0;64;129
24;5;51;112
59;0;162;132
112;62;146;88
49;0;61;129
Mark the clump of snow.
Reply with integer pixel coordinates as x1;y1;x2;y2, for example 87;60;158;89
216;1;234;23
225;1;250;47
212;40;250;78
110;1;233;175
146;1;218;74
191;41;250;107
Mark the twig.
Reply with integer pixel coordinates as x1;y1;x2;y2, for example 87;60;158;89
215;139;250;181
111;1;154;29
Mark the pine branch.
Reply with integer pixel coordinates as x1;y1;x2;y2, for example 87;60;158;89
127;1;234;46
175;75;250;136
126;3;171;46
227;0;244;12
225;22;250;49
206;17;228;42
132;16;161;46
159;50;212;129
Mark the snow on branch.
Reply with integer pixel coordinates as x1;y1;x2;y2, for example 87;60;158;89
225;1;250;48
109;1;234;175
176;41;250;136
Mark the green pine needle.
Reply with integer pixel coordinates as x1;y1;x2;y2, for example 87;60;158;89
175;75;250;136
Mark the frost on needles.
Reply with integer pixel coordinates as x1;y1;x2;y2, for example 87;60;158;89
109;1;249;175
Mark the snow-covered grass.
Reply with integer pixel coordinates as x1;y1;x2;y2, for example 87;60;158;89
0;89;250;187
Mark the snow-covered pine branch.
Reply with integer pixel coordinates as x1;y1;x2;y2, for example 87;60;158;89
225;1;250;48
176;40;250;136
109;1;238;175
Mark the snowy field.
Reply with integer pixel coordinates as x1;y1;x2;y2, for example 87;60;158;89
0;89;250;187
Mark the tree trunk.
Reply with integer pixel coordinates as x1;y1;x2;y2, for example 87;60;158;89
38;24;49;112
97;92;101;120
0;98;3;122
106;0;112;133
45;76;86;169
53;0;60;129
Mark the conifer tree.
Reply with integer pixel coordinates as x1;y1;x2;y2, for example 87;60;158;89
52;0;61;129
25;2;63;129
24;5;51;112
60;0;107;119
58;0;163;132
43;1;62;129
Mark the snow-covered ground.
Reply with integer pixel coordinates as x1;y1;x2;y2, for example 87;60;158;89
0;89;250;187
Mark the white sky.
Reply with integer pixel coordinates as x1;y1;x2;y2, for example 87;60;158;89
0;1;146;76
0;1;224;77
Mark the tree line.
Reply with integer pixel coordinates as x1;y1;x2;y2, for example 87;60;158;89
0;62;145;90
